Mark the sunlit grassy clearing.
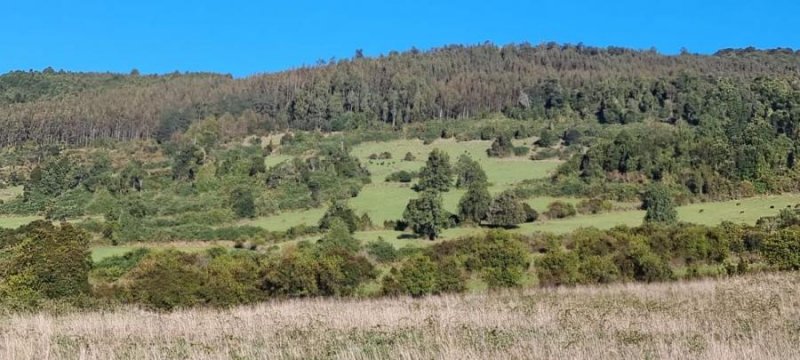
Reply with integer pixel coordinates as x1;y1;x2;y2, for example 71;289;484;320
0;185;23;202
351;137;560;187
0;215;42;229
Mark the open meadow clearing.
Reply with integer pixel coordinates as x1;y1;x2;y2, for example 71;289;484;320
2;272;797;360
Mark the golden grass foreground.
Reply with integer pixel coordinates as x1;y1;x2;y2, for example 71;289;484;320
2;272;799;359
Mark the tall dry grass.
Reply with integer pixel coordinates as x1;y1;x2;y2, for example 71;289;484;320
1;272;799;359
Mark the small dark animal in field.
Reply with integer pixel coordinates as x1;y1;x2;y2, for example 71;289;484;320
699;209;704;213
770;205;775;209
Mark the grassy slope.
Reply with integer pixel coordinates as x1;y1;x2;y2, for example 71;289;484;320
4;272;797;359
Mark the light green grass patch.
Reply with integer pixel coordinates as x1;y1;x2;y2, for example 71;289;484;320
515;194;800;234
242;207;327;232
91;246;137;262
0;186;23;202
0;216;42;229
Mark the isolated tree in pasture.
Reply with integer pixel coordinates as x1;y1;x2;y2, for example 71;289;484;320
454;154;487;188
403;190;449;240
643;184;677;224
457;182;492;224
416;149;452;192
485;191;526;228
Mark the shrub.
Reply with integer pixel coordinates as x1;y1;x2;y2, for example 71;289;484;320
544;201;577;219
91;248;151;282
642;184;677;224
512;146;530;156
615;240;673;282
318;201;359;233
578;255;621;284
262;243;377;297
403;152;416;161
122;250;207;310
522;203;539;223
0;221;92;300
385;170;415;183
760;228;800;270
487;134;513;157
577;198;613;214
381;254;465;297
535;129;558;147
485;191;526;228
317;218;361;253
536;249;583;286
366;238;399;263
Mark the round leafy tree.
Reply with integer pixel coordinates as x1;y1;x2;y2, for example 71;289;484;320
457;182;492;224
485;191;526;228
403;190;449;240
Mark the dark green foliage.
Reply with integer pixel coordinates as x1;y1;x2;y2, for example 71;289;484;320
230;187;256;219
381;254;465;297
318;201;359;233
170;142;205;181
485;191;526;228
416;149;452;192
522;203;539;223
537;249;583;286
385;170;416;183
463;231;529;288
403;152;416;161
366;238;398;263
544;201;577;219
457;182;492;224
487;134;513;158
454;154;487;188
512;146;530;156
121;250;264;310
615;240;673;282
0;222;92;304
643;184;678;224
577;198;613;214
535;129;558;147
317;218;361;253
91;248;151;282
262;243;377;297
403;190;450;240
760;228;800;270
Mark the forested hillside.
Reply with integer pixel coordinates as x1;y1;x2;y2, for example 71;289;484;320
2;44;799;146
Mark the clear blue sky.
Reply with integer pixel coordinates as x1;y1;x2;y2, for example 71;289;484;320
2;0;798;77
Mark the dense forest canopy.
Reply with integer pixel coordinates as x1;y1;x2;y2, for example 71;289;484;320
1;43;799;146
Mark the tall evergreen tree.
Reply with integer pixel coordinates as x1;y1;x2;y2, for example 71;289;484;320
416;149;452;192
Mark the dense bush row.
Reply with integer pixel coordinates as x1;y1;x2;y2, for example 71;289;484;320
4;207;800;312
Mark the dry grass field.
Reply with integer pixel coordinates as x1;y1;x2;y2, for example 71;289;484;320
2;272;799;359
